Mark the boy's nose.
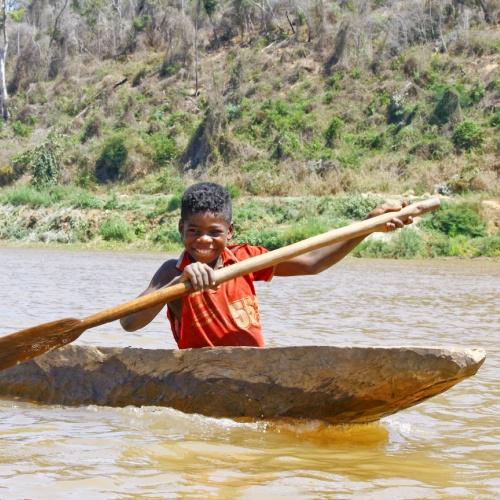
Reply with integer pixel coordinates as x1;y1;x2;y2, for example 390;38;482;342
197;234;213;243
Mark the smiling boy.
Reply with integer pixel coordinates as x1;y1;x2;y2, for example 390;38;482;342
120;182;411;348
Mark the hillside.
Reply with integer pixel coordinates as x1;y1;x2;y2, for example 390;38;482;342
0;0;498;255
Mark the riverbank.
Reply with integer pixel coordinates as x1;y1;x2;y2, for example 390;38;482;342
0;187;498;257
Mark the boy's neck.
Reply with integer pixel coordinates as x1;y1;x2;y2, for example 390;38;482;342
187;251;224;269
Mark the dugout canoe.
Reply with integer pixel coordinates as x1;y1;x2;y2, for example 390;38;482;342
0;344;485;423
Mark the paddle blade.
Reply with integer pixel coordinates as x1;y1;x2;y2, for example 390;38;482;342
0;318;85;371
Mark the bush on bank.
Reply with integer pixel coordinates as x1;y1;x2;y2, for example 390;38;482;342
0;190;497;257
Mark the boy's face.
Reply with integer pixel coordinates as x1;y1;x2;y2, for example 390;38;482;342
179;212;234;265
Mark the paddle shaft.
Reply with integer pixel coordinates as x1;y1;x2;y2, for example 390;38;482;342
80;198;440;330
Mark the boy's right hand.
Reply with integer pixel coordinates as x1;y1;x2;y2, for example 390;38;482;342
181;262;217;291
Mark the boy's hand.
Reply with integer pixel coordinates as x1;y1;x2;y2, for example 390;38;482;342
367;200;414;232
181;262;217;291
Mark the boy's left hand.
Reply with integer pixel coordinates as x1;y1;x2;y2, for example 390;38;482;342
367;200;413;232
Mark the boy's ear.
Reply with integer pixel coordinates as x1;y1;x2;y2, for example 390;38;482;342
227;222;234;240
178;219;183;234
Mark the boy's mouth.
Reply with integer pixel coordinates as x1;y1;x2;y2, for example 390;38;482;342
192;248;217;258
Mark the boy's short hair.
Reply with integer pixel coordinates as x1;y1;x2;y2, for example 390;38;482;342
181;182;232;223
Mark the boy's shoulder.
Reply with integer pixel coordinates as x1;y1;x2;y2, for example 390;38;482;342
227;243;274;282
151;257;181;287
227;243;268;260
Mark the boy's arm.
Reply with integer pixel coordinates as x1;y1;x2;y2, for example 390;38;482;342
274;202;412;277
120;259;181;331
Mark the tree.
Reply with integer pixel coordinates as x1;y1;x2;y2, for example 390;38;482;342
193;0;218;95
48;0;70;79
0;0;9;120
194;0;201;95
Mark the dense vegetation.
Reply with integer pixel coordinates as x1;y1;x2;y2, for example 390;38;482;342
0;185;498;257
0;1;498;256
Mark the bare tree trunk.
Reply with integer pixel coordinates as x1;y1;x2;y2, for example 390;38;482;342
314;0;326;50
324;21;350;74
49;0;69;48
194;0;200;96
286;10;295;38
48;0;70;79
476;0;492;23
0;0;9;121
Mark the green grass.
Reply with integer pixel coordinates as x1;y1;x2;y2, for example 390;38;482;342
99;216;134;242
0;186;60;207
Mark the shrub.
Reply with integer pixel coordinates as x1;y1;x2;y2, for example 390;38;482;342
225;103;241;121
225;184;241;200
326;72;344;91
427;233;478;258
280;220;330;245
431;88;461;125
471;236;500;257
11;121;32;137
352;238;391;258
11;138;62;190
99;216;133;242
167;194;181;211
148;133;177;165
452;121;484;151
241;228;283;250
150;224;182;246
71;218;93;242
489;110;500;130
325;116;343;146
159;62;180;78
446;235;476;257
357;130;385;150
388;229;426;258
336;194;383;219
104;192;119;210
67;189;102;209
31;142;60;189
95;135;128;182
81;115;101;143
8;152;31;181
271;131;301;159
409;136;452;160
427;232;452;257
353;230;426;258
469;82;485;105
423;203;487;238
0;165;15;186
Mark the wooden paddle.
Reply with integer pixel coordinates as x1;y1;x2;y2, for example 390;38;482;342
0;198;440;371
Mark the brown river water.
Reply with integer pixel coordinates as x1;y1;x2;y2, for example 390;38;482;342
0;248;498;499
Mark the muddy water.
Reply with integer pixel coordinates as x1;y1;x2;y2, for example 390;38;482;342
0;248;498;499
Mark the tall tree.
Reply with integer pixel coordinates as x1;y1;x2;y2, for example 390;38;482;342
194;0;200;95
194;0;218;95
0;0;9;120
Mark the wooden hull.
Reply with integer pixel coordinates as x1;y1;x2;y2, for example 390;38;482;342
0;345;485;423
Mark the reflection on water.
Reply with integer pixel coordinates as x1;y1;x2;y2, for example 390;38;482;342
0;248;499;498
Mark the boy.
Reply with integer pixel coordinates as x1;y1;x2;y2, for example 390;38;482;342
120;182;411;348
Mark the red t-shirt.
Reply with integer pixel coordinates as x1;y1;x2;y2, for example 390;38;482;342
167;244;273;349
